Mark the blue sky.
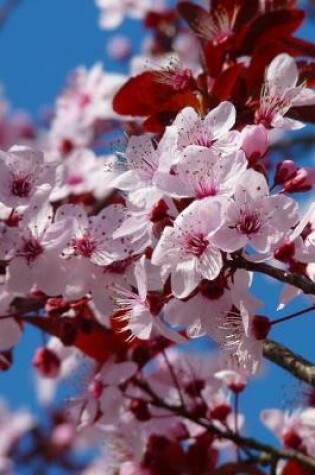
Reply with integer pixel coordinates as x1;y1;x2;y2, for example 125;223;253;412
0;0;314;471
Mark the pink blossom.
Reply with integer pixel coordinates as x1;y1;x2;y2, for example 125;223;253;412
151;199;223;298
55;203;128;266
6;195;73;295
256;53;315;129
261;408;315;454
113;128;178;205
49;64;126;152
96;0;166;29
113;191;177;254
171;102;239;154
156;147;247;199
51;149;118;201
114;257;185;341
0;145;55;208
213;169;298;253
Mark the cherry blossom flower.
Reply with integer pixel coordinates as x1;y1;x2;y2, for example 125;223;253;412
216;301;270;374
171;102;239;154
55;63;126;124
114;257;185;342
213;169;298;253
49;64;126;152
0;145;55;209
256;53;315;129
156;147;247;199
6;195;73;295
96;0;166;29
113;190;177;255
261;408;315;455
113;128;179;205
51;149;118;202
151;199;223;298
55;203;128;266
163;269;259;341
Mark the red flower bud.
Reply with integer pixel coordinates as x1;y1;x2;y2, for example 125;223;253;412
252;315;271;340
32;347;61;378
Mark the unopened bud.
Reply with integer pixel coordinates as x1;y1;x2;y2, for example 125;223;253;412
209;403;231;422
274;160;297;186
252;315;271;340
32;347;61;378
241;125;269;162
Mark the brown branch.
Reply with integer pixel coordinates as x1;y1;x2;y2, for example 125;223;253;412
229;256;315;295
134;379;315;471
263;339;315;387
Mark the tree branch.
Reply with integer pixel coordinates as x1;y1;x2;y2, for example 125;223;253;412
134;379;315;471
229;256;315;295
263;339;315;387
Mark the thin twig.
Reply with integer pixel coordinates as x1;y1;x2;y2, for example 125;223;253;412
134;379;315;471
271;305;315;326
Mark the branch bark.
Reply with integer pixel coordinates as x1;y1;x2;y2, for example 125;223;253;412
229;256;315;295
263;339;315;386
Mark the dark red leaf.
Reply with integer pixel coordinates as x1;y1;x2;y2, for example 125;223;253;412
177;1;210;36
261;0;297;11
297;61;315;87
211;0;259;31
240;9;305;54
281;36;315;58
113;72;174;117
288;105;315;124
211;63;245;103
24;315;128;363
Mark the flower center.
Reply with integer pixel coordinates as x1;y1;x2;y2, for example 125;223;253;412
237;212;261;235
194;134;213;148
11;176;32;198
195;181;217;198
66;174;84;186
183;233;208;256
19;238;44;264
74;235;97;258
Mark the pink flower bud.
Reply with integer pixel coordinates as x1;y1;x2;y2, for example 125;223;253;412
130;399;151;421
282;167;314;193
274;160;297;186
274;241;295;263
241;125;269;162
32;347;61;378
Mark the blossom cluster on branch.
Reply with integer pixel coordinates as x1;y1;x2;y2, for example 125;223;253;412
1;0;315;474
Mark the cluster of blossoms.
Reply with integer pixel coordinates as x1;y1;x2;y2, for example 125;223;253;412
2;0;315;473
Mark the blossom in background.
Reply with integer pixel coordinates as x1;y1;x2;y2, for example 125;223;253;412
95;0;167;29
0;145;55;209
